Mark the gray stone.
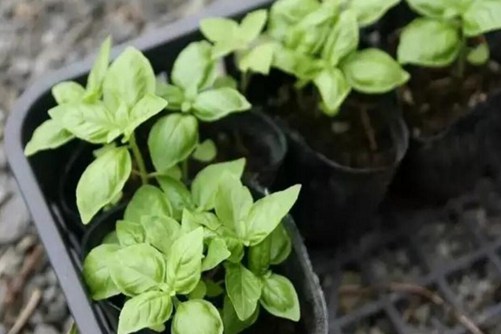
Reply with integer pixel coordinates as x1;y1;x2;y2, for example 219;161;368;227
0;246;22;277
0;195;30;244
33;324;58;334
0;173;13;205
43;285;58;304
43;294;68;323
0;281;6;317
0;324;5;334
0;143;6;169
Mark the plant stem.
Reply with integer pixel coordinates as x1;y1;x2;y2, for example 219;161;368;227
130;133;148;185
172;296;181;309
359;106;378;152
240;71;251;93
181;160;189;183
455;36;468;79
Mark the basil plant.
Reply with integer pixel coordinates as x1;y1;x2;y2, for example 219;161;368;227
83;159;302;334
267;0;409;115
398;0;501;70
24;38;250;225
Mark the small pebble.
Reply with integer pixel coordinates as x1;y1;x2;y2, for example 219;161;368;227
0;195;30;244
33;324;58;334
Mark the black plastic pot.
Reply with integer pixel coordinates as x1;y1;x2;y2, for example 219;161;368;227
81;195;328;334
273;98;409;247
4;0;313;332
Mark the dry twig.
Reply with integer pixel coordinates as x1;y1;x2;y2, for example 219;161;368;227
6;288;42;334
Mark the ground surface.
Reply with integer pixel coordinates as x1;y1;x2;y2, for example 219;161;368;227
0;1;212;333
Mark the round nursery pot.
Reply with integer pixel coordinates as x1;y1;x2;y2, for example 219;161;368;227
81;202;328;334
199;109;287;188
273;96;409;247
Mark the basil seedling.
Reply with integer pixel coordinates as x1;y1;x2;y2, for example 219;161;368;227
83;159;302;334
398;0;501;73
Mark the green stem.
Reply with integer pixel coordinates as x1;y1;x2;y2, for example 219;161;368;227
182;160;189;183
240;71;251;94
130;133;148;185
455;36;468;79
172;296;181;309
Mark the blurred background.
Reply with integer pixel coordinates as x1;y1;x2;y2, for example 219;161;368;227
0;1;213;333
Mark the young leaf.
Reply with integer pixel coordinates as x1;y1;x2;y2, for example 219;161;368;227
103;231;119;245
248;237;271;276
102;47;156;110
463;0;501;37
240;10;269;44
224;236;245;263
123;94;167;138
166;227;204;294
172;300;223;334
116;220;145;246
156;83;184;110
141;215;181;256
52;81;86;104
213;76;238;89
124;185;172;222
341;49;410;94
188;281;207;299
225;263;263;321
193;88;251;122
192;139;217;162
397;18;461;67
467;42;490;65
82;244;121;300
200;18;239;44
243;185;301;246
205;279;224;298
270;225;292;265
76;146;131;224
223;296;260;334
48;102;122;144
171;41;215;95
118;291;173;334
214;174;253;238
202;238;231;271
192;158;246;211
156;176;193;220
405;0;451;18
322;10;359;66
313;68;351;114
86;36;112;98
110;243;166;296
260;273;300;321
181;210;222;234
148;114;199;173
349;0;400;27
24;119;74;156
238;42;275;75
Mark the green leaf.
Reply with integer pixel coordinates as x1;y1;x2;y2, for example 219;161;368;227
467;42;490;65
215;174;253;239
192;139;217;162
240;10;268;43
103;231;119;245
123;94;167;138
124;185;172;222
223;296;259;334
52;82;86;104
322;10;359;66
116;220;145;246
397;18;461;67
166;227;204;294
224;236;245;263
238;42;275;75
188;281;207;299
103;47;156;110
463;0;501;36
270;225;292;265
171;41;215;95
141;215;181;256
260;273;300;321
82;244;121;300
24;119;74;156
225;263;263;321
117;291;172;334
110;243;166;296
405;0;453;18
213;76;238;89
349;0;400;27
148;114;199;173
200;18;239;43
172;300;223;334
156;83;184;110
248;237;271;276
181;210;222;233
342;49;410;94
313;68;351;114
193;88;251;122
66;322;79;334
76;146;131;224
205;279;224;297
271;43;299;75
156;176;193;220
86;36;112;98
192;158;246;211
202;238;231;271
48;102;122;144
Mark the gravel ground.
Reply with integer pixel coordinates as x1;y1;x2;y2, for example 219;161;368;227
0;1;213;333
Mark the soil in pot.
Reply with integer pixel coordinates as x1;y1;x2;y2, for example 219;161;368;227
269;86;407;247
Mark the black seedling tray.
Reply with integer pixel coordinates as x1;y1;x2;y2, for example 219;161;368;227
311;179;501;334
